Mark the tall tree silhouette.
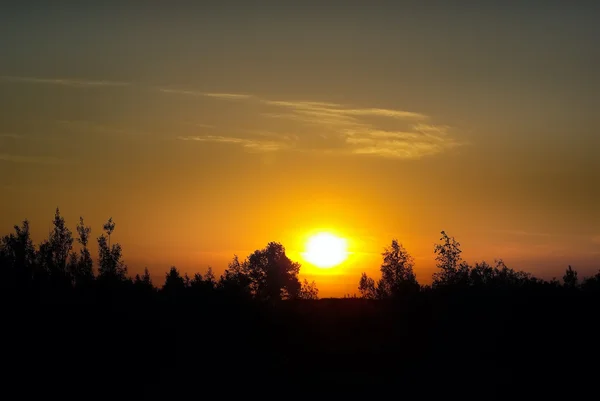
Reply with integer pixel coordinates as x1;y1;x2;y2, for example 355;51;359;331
432;231;469;287
97;218;127;282
36;208;75;291
70;217;94;286
103;217;115;248
378;239;419;297
358;239;419;299
43;208;74;283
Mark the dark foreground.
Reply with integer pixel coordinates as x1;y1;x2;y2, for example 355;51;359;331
4;290;600;397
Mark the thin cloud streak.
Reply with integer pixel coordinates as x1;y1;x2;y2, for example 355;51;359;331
261;99;428;121
0;76;129;87
350;141;451;159
178;135;288;152
262;100;343;109
262;112;367;129
158;88;253;100
202;93;253;100
158;88;203;96
244;130;299;142
328;107;428;120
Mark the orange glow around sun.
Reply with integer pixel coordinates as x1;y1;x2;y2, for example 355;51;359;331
302;232;349;269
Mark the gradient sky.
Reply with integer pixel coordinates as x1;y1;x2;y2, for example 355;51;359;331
1;1;598;296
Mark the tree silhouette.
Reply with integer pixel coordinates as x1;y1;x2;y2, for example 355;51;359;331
97;218;127;282
188;267;217;296
378;239;420;297
218;255;252;298
134;267;155;294
70;217;94;286
204;267;215;286
582;270;600;292
358;239;419;299
432;231;469;287
244;242;301;301
469;259;538;289
163;266;186;295
190;272;203;287
0;220;36;288
299;279;319;300
45;208;74;287
563;265;579;289
103;217;115;248
358;272;377;299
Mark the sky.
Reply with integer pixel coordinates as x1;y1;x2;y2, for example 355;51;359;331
1;1;598;297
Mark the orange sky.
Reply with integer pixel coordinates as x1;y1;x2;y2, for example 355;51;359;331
1;2;598;297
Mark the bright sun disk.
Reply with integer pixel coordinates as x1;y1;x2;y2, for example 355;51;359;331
303;232;348;268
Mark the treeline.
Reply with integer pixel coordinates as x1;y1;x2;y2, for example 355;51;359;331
358;232;600;299
2;209;599;302
0;208;319;302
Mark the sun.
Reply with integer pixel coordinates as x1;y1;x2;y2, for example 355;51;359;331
302;232;348;268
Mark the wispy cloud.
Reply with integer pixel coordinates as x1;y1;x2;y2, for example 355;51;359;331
261;100;427;122
161;86;464;159
158;88;203;96
340;125;462;159
413;123;452;135
262;100;343;109
262;111;366;129
178;135;288;152
158;88;253;100
243;130;299;142
328;107;428;120
203;93;253;100
0;153;66;165
0;76;129;87
348;137;457;159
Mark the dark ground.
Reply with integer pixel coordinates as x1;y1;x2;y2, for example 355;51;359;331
4;291;599;397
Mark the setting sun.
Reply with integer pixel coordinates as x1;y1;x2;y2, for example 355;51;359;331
302;233;348;268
